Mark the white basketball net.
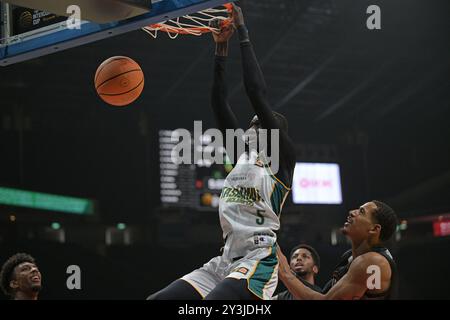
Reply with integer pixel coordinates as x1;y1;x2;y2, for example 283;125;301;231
142;4;232;39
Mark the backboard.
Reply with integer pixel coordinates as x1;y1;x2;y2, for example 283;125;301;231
0;0;230;66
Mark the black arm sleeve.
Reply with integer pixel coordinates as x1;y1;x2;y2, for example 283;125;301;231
211;55;242;164
238;26;296;186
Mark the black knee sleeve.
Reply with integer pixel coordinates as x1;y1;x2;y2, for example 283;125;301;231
205;278;257;300
147;279;202;300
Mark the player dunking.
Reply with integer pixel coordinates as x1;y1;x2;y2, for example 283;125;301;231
148;4;296;300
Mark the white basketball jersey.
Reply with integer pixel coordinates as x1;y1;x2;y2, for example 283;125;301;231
219;150;290;259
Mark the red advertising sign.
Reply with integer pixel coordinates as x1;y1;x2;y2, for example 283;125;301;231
433;220;450;237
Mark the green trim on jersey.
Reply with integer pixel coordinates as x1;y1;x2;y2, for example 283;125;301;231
248;245;278;299
270;182;289;215
263;164;291;215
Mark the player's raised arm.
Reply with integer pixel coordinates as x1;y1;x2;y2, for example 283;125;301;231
231;4;279;131
231;3;295;185
210;20;239;134
210;20;243;164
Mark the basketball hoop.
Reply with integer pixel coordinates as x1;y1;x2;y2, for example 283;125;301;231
142;3;233;39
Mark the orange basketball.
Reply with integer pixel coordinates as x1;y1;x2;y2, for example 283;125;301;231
94;56;144;106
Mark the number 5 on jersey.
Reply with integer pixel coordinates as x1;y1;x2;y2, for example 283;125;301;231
256;210;265;225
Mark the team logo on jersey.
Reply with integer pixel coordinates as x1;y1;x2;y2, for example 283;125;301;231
233;267;249;275
220;187;261;205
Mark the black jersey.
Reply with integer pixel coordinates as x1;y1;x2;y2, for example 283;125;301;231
276;276;322;300
322;247;398;300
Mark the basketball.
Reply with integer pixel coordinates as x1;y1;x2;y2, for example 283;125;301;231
94;56;144;106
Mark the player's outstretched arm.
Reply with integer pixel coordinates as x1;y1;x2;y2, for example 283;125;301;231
231;3;278;131
232;3;296;185
210;20;242;163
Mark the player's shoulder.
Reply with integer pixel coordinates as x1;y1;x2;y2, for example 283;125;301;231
351;251;391;273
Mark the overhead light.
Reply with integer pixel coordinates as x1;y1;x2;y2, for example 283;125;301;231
399;220;408;231
51;222;61;230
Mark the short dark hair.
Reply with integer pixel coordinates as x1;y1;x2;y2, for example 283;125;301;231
372;200;398;242
0;253;36;296
289;244;320;270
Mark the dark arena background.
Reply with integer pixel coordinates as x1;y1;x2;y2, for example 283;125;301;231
1;0;449;300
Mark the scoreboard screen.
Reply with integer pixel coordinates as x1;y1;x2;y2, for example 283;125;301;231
158;130;232;210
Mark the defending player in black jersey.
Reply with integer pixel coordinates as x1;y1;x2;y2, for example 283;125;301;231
278;201;398;300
